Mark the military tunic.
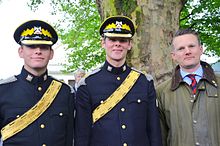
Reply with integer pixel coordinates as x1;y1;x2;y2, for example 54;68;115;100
75;61;162;146
0;67;74;146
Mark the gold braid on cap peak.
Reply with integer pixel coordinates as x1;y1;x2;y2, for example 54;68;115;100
21;27;52;38
105;23;131;31
21;28;34;37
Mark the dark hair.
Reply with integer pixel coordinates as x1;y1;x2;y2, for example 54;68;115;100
172;28;201;46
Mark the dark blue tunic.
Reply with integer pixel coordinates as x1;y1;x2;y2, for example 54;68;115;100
75;61;162;146
0;67;74;146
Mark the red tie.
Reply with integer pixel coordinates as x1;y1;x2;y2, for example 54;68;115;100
187;74;197;94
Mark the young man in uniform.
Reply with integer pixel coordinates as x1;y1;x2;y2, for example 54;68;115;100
0;20;74;146
157;28;220;146
75;16;162;146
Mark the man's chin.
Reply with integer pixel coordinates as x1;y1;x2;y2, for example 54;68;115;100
183;64;198;69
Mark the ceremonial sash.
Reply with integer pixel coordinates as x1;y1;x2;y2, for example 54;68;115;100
92;70;140;123
1;80;62;141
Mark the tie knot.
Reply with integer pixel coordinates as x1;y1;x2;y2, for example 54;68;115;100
187;74;197;94
187;74;196;80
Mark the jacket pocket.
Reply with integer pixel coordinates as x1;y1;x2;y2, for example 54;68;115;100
3;108;34;137
50;107;69;135
127;95;148;118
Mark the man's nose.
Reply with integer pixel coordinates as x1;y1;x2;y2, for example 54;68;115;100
185;47;191;53
35;47;42;53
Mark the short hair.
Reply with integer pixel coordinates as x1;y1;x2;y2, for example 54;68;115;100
171;28;201;49
74;69;85;77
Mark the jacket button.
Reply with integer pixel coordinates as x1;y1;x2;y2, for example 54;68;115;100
121;108;125;112
195;142;200;145
137;99;141;103
193;120;197;124
42;144;46;146
40;124;45;129
38;86;42;91
59;112;63;116
117;77;120;80
123;143;128;146
121;124;126;129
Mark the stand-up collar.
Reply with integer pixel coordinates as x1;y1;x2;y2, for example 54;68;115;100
19;66;48;84
171;61;218;90
103;61;127;74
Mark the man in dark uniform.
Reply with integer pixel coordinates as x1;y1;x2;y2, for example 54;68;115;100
75;16;162;146
0;20;74;146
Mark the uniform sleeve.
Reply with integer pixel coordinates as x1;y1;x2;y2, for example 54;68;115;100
146;80;163;146
74;84;92;146
156;87;169;146
66;90;75;146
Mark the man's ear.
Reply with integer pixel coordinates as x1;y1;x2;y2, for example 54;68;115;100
49;48;54;60
101;37;105;48
18;46;24;58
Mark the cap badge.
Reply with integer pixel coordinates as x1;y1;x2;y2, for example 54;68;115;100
116;21;122;28
21;26;52;38
105;21;131;31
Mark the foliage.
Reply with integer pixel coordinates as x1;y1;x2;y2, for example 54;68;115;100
180;0;220;57
57;0;104;73
28;0;104;73
26;0;220;72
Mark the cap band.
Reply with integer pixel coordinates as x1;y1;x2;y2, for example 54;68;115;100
104;33;132;38
21;40;53;45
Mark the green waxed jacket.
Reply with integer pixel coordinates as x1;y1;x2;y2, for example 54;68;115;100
156;61;220;146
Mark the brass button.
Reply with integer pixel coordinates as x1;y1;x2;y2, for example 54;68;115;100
16;115;20;118
100;100;104;104
59;112;63;116
123;143;128;146
40;124;45;129
42;144;46;146
38;86;42;91
122;124;126;129
121;108;125;112
117;77;120;80
137;99;141;103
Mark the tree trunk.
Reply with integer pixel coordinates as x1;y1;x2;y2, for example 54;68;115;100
96;0;185;85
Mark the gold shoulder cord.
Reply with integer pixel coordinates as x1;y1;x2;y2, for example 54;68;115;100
1;80;62;141
92;70;140;123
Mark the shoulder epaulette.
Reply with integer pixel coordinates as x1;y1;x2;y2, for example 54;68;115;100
145;74;154;81
51;76;74;93
0;76;17;85
131;67;153;81
77;68;101;88
131;67;145;74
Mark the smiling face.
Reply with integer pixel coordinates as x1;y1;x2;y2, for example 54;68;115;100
171;34;203;73
18;44;54;76
101;37;132;67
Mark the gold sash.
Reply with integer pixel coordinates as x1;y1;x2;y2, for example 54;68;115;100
92;70;140;123
1;80;62;141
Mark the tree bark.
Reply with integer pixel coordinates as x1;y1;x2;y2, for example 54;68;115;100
96;0;184;85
